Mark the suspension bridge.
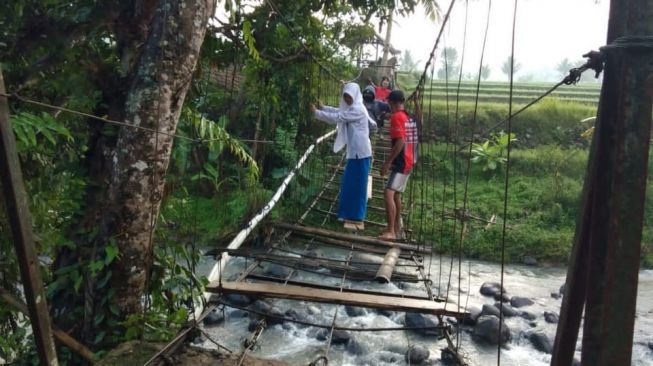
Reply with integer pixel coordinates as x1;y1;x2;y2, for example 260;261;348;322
1;0;652;365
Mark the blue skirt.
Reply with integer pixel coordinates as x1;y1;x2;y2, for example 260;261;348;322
338;157;371;221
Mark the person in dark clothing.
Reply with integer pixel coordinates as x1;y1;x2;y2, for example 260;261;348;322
362;85;391;131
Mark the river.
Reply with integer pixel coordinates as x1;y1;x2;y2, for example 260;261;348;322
197;247;653;366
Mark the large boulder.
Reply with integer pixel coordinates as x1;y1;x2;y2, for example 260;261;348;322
544;311;559;324
526;331;553;354
481;304;501;318
405;312;441;336
494;293;511;302
510;296;534;308
202;310;224;326
493;302;520;317
480;282;506;298
440;347;458;365
473;315;511;345
405;345;430;365
462;306;482;326
225;293;254;307
316;329;351;345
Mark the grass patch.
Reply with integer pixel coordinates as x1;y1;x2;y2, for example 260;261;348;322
412;143;653;267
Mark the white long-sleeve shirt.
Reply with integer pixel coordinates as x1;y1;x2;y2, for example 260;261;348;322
314;105;372;160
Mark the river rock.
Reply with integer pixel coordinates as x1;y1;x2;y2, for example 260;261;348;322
522;256;538;266
405;345;430;364
307;305;321;315
377;309;395;317
405;312;441;336
346;337;367;355
551;292;561;299
648;342;653;351
252;300;273;314
285;309;300;321
316;329;351;345
480;282;506;297
266;306;285;325
494;293;511;302
544;311;559;324
494;302;520;317
527;330;553;354
229;309;249;318
441;347;457;364
379;352;400;363
345;306;367;317
520;311;537;321
225;293;254;306
248;318;262;331
510;296;534;308
263;263;291;278
386;344;408;355
560;283;566;295
202;310;224;326
462;306;482;325
473;315;511;345
481;304;501;318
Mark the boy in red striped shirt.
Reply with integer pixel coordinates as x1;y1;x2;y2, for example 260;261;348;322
379;90;418;240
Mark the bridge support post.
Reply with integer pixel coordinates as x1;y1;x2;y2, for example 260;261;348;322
0;68;59;365
551;1;653;365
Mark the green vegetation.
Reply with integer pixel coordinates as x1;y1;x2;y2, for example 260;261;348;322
414;143;653;267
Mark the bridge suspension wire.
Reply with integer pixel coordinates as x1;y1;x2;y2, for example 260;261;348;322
497;0;519;364
456;0;493;351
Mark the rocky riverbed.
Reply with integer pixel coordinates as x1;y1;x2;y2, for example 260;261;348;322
197;250;653;365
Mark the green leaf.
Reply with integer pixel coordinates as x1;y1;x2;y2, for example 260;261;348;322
105;244;119;265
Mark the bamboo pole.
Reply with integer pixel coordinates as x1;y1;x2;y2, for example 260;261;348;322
198;129;336;317
275;222;430;253
375;248;401;283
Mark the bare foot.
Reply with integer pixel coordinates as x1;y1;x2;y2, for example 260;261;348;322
378;231;396;241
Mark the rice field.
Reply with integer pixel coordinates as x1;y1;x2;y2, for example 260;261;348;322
395;73;602;106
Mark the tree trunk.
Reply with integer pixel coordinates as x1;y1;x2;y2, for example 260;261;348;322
98;0;215;316
381;11;394;78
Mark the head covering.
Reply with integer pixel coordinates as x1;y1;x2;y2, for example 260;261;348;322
388;89;405;102
333;83;376;153
362;85;375;103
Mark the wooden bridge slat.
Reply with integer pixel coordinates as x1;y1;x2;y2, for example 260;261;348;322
275;222;430;254
208;281;465;317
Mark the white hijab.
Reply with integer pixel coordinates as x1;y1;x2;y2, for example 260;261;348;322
333;83;377;153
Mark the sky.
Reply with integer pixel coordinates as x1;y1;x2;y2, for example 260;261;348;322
386;0;610;81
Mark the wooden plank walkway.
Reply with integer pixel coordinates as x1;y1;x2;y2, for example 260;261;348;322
208;281;465;317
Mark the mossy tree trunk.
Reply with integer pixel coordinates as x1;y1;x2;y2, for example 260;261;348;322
102;0;216;316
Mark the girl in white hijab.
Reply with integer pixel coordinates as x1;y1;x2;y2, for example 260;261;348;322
310;83;376;229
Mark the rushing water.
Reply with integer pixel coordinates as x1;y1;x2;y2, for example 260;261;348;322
197;246;653;366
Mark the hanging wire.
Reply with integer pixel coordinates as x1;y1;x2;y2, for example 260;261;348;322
455;0;493;351
498;0;519;364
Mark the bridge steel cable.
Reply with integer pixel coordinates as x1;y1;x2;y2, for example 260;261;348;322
497;0;519;364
